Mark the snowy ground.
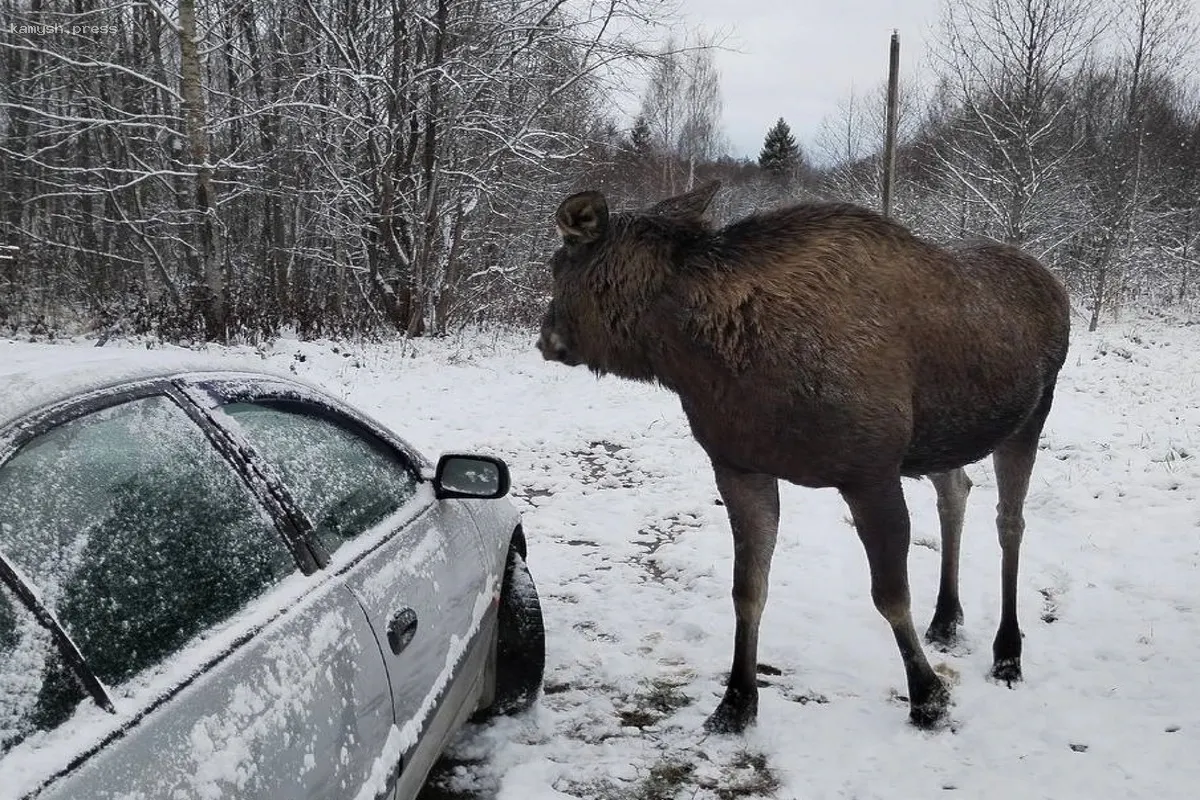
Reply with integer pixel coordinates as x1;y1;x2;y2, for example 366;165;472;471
10;314;1200;799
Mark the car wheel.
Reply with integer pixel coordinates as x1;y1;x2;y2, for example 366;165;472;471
484;546;545;716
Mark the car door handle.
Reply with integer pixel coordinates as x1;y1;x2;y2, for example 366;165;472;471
387;607;419;655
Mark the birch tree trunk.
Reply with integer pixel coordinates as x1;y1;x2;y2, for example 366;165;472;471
179;0;226;340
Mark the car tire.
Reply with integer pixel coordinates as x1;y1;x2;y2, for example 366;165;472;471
483;547;545;717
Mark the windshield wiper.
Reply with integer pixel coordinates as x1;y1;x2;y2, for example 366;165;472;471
0;550;116;713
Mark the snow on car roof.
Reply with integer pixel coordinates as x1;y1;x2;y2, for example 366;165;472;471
0;340;297;427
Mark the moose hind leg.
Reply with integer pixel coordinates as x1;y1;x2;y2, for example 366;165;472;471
925;468;972;649
991;384;1054;685
704;463;780;734
842;475;949;728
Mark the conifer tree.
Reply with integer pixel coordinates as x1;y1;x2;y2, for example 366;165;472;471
629;115;654;158
758;117;801;175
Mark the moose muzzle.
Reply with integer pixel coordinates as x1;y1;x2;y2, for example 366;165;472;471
536;328;581;366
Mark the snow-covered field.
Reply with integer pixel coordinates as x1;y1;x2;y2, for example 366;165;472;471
8;314;1200;799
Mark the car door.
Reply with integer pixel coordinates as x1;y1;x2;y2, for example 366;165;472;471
202;391;495;778
0;391;395;800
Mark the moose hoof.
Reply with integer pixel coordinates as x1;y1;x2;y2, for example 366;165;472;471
908;679;951;730
924;621;960;652
990;658;1023;687
703;687;757;734
926;604;964;651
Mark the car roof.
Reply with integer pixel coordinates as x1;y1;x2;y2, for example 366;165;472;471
0;340;303;427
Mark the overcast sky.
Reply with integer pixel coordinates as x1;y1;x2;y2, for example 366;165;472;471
661;0;946;161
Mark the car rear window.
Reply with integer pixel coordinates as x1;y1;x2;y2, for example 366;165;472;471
0;395;297;700
221;402;420;554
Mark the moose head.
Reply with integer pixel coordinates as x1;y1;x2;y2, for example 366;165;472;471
536;182;722;379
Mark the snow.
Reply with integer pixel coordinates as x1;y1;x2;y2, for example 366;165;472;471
1;316;1198;798
0;341;299;427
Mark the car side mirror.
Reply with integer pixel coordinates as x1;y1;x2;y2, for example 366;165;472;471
433;454;511;500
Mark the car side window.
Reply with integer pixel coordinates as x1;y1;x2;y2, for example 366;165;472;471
221;402;420;554
0;395;297;695
0;583;86;756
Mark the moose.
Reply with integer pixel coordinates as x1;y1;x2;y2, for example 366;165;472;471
536;182;1070;733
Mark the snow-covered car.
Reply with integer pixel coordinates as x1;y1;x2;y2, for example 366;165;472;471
0;347;545;799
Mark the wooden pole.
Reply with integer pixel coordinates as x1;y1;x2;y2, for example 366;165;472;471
882;30;900;219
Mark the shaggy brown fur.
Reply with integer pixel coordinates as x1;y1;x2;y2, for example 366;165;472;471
537;182;1070;733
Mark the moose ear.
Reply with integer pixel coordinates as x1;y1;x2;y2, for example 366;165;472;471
556;191;609;245
648;181;721;219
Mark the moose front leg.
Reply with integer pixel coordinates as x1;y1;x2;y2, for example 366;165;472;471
705;463;780;734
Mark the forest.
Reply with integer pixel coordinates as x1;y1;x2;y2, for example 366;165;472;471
1;0;1197;342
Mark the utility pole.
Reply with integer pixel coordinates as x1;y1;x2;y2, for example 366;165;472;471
882;30;900;219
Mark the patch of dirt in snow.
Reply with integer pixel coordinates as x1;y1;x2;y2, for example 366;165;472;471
424;717;783;800
633;514;705;584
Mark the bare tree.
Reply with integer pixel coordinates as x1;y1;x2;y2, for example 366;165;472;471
636;35;725;196
814;78;923;218
930;0;1108;250
1073;0;1198;329
677;45;725;185
0;0;685;339
178;0;225;338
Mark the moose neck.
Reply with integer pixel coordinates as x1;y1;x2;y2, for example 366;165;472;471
584;286;659;383
578;222;686;383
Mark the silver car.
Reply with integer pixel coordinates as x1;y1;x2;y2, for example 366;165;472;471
0;348;545;799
